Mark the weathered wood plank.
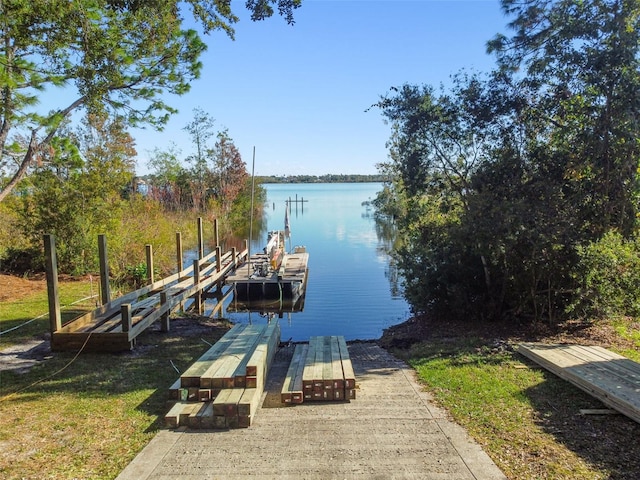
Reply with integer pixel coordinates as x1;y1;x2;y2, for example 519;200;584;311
210;325;267;389
337;336;356;391
200;325;266;388
331;336;345;391
212;389;232;417
281;343;307;404
180;324;246;387
244;321;281;392
51;332;132;352
238;388;260;417
518;343;640;424
291;344;308;404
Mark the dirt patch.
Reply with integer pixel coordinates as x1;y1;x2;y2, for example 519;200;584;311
0;340;52;374
379;313;636;352
0;273;46;302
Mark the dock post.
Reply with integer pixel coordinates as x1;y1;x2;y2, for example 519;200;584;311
160;291;170;332
193;258;202;315
98;234;111;305
176;232;185;312
145;244;154;285
213;218;219;249
216;246;222;273
197;217;204;260
245;239;250;275
44;234;61;336
231;247;237;269
176;232;183;274
121;303;132;333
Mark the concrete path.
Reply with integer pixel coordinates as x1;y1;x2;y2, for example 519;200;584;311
117;342;506;480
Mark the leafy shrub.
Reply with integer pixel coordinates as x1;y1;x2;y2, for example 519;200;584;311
123;262;148;289
569;230;640;318
0;246;45;275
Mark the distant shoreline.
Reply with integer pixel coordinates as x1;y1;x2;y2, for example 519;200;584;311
256;174;388;184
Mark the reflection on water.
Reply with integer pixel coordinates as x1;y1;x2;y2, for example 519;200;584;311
219;183;410;341
226;293;306;314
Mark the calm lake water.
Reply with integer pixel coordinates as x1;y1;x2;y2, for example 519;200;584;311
223;183;411;342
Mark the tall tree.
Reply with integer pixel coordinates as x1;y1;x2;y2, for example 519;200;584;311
209;129;248;215
183;107;216;211
0;0;301;203
77;113;137;198
147;143;189;210
488;0;640;238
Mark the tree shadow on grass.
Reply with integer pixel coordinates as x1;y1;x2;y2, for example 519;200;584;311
0;316;231;431
522;361;640;479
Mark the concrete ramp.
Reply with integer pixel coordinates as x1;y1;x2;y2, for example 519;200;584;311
117;342;505;480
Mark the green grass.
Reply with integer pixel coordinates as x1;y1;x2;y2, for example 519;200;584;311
1;279;99;348
611;318;640;361
390;340;639;479
0;280;230;480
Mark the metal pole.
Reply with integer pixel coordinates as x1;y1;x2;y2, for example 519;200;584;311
248;146;256;276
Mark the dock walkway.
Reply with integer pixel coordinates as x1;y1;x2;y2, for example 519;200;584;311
49;247;245;352
116;343;506;480
518;343;640;424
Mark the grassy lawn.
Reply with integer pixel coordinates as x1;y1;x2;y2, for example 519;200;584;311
1;278;100;348
389;334;640;479
0;278;230;480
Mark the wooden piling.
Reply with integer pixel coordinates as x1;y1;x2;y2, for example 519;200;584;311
213;218;219;249
160;291;170;332
176;232;183;273
197;217;204;260
193;258;202;315
44;234;61;335
146;244;154;285
98;234;111;305
121;304;132;332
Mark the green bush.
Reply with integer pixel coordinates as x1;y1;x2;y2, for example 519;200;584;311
0;246;45;275
570;230;640;318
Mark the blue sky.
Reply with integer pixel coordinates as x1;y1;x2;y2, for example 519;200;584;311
133;0;509;177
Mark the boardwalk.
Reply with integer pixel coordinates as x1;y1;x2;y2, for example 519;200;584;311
117;343;505;480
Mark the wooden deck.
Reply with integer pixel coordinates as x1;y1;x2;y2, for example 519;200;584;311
518;343;640;423
225;251;308;284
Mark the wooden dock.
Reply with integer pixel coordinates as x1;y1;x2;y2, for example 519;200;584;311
225;250;309;301
518;343;640;423
44;218;250;352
